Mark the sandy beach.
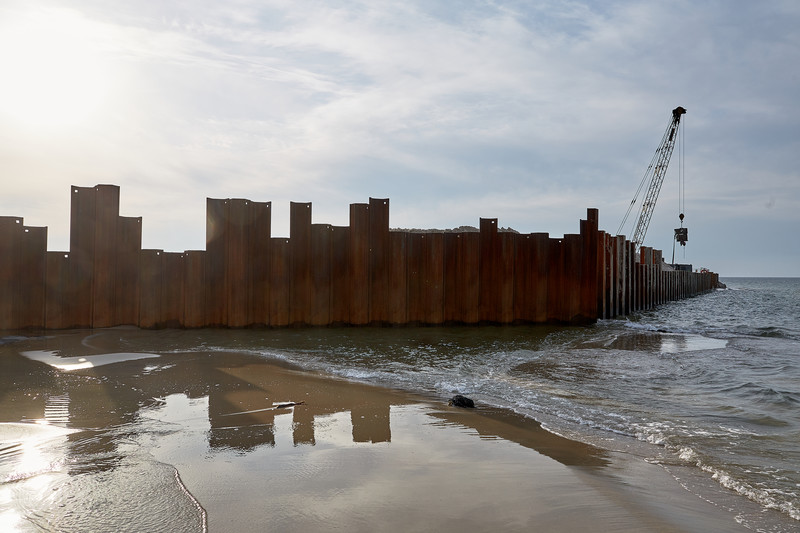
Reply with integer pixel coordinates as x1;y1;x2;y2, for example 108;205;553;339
1;329;751;532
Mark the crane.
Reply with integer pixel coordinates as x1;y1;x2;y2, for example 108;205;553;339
617;106;686;254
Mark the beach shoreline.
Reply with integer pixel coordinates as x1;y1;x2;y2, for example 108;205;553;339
0;329;763;531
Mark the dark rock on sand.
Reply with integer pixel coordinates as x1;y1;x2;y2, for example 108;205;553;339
449;395;475;408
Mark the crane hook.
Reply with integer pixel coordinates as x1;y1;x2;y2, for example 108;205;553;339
675;213;688;247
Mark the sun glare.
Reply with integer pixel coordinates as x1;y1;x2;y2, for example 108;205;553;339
0;8;114;132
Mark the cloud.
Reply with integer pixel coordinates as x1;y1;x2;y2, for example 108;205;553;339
0;0;798;274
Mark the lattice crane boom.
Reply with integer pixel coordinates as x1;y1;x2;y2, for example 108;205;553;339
618;106;686;252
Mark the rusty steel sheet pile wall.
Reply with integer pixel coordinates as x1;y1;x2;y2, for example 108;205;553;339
0;184;720;330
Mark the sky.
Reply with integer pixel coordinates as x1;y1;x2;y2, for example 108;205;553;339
1;0;798;277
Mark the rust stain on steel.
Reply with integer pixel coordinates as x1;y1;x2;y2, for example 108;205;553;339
0;184;720;330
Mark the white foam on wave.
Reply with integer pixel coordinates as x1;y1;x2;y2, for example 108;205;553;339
627;415;800;523
678;446;697;461
624;319;698;336
699;462;800;521
338;368;382;380
172;344;296;365
20;350;160;371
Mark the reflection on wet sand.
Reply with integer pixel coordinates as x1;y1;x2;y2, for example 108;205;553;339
1;330;606;469
1;330;749;533
209;363;393;450
4;357;396;458
2;335;409;532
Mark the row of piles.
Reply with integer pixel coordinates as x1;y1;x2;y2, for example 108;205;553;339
598;236;719;319
0;184;718;330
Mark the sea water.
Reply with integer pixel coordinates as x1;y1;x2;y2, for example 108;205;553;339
228;276;799;530
1;277;798;531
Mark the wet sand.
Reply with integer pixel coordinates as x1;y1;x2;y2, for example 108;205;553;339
1;330;748;532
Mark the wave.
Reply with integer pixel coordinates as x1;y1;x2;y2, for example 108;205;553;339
736;326;794;339
698;462;800;521
719;382;800;407
622;319;709;337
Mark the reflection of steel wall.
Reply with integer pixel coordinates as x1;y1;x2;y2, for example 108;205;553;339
351;403;391;444
0;184;720;330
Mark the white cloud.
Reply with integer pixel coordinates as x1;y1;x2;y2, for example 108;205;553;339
1;0;798;274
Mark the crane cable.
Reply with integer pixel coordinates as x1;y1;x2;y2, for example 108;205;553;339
617;133;662;236
679;113;685;220
675;113;686;261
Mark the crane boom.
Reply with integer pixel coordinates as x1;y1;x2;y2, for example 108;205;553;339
618;106;686;252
